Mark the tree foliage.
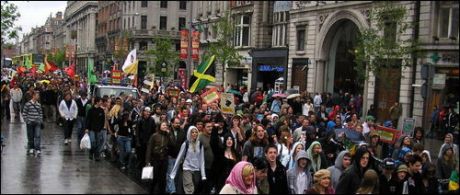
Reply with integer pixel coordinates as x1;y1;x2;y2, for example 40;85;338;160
1;1;21;44
48;49;65;68
353;2;421;80
146;36;179;77
203;11;242;67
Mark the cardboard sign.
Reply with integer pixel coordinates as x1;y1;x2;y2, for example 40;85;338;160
141;80;154;93
167;88;180;97
374;125;401;144
112;70;122;84
220;93;235;114
402;118;416;137
201;88;220;104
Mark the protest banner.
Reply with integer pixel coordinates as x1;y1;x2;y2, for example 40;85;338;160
141;80;154;93
402;118;416;136
201;87;220;104
220;93;235;114
374;125;401;144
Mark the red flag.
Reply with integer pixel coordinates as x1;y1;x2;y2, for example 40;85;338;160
17;66;26;74
45;55;59;73
64;64;75;78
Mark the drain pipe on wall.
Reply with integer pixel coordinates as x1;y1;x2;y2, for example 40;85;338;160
409;1;420;118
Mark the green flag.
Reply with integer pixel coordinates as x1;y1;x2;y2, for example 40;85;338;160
87;58;97;84
188;55;216;93
24;56;32;69
38;63;45;73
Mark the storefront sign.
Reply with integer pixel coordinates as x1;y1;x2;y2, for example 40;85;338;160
220;93;235;114
402;118;415;136
374;125;401;144
258;65;285;72
432;73;446;89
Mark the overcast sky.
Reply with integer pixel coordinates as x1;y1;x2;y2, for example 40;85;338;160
8;1;67;40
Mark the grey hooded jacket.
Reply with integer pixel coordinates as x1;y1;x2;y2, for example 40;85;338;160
327;150;350;189
287;150;313;194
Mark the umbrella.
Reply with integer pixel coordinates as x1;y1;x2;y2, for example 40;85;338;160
272;93;287;98
227;89;242;96
287;93;301;99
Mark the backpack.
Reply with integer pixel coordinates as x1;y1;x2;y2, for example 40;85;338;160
184;140;203;156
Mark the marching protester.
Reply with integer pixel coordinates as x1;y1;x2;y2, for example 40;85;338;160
58;92;78;145
219;161;257;194
287;150;312;194
22;90;43;156
85;97;106;161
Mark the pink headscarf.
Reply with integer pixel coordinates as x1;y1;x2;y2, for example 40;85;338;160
225;161;256;194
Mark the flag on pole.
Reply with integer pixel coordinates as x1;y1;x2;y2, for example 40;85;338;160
24;55;32;69
189;55;216;93
64;64;75;78
44;54;58;73
87;58;97;85
122;49;138;75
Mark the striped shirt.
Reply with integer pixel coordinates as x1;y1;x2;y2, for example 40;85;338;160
23;100;43;124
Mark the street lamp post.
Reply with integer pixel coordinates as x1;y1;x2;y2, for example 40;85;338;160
160;61;167;90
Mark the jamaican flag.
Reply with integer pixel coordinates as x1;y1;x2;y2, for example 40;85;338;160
189;55;216;93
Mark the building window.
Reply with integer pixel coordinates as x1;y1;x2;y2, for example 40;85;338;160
234;15;250;46
384;21;397;45
141;15;147;30
179;1;187;10
438;2;459;38
141;1;148;8
296;28;305;51
160;16;167;30
139;41;148;50
160;1;168;8
179;17;186;31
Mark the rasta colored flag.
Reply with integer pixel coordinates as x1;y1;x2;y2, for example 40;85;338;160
188;55;216;93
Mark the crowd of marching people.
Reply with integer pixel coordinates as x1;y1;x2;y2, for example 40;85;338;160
1;70;459;194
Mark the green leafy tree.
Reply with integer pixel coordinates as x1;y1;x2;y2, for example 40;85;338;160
1;1;21;44
353;2;422;80
203;11;242;80
50;49;66;68
146;36;179;78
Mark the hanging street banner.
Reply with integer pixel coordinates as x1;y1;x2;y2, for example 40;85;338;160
192;31;200;61
220;93;235;114
180;30;189;60
178;68;187;90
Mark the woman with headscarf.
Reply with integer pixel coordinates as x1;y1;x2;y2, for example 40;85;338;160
219;161;258;194
306;141;328;173
287;142;305;170
306;169;335;194
437;145;456;193
170;126;206;194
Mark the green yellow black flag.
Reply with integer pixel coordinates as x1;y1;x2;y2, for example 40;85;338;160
189;55;216;93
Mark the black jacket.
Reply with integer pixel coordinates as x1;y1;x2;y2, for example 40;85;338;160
336;147;372;194
168;126;186;158
136;116;156;146
75;98;90;117
267;160;289;194
86;106;105;132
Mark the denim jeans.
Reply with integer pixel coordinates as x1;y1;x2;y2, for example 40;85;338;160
117;136;131;166
75;116;86;142
99;129;108;155
63;119;75;140
89;130;103;158
26;122;41;151
166;156;177;193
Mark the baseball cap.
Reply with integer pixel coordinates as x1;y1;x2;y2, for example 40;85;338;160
382;158;395;169
186;99;192;103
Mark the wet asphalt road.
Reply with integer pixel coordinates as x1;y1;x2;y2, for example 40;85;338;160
1;110;147;194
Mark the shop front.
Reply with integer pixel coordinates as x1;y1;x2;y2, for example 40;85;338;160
251;48;288;92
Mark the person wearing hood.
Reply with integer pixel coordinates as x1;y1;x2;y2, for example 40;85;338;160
335;147;373;194
438;133;459;164
170;126;206;194
327;150;352;189
437;145;456;193
287;142;305;170
392;135;413;165
287;150;313;194
219;161;258;194
145;121;175;194
421;150;432;172
306;141;328;173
